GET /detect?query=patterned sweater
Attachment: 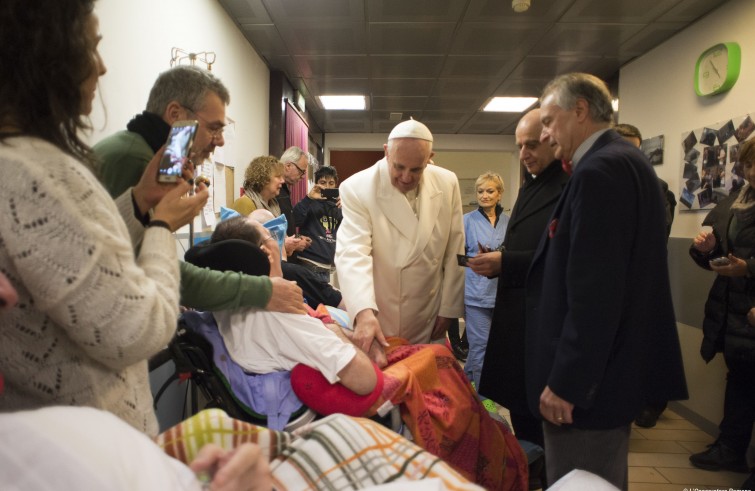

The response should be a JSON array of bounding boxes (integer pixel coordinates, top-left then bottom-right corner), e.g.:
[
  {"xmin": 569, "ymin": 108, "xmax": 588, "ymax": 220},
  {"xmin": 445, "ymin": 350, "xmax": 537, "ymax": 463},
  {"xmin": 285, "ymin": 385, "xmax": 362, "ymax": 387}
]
[{"xmin": 0, "ymin": 137, "xmax": 180, "ymax": 436}]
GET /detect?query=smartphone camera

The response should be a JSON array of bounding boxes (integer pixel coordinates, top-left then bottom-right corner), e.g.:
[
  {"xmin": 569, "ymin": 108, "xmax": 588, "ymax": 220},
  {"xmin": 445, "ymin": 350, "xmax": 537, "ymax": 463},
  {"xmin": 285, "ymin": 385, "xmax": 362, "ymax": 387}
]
[
  {"xmin": 321, "ymin": 188, "xmax": 339, "ymax": 202},
  {"xmin": 710, "ymin": 256, "xmax": 731, "ymax": 267},
  {"xmin": 157, "ymin": 120, "xmax": 198, "ymax": 183}
]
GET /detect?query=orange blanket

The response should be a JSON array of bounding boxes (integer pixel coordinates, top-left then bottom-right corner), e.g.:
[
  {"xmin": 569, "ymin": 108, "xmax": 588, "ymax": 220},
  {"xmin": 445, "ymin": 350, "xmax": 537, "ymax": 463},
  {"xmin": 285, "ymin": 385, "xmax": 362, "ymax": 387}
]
[{"xmin": 370, "ymin": 340, "xmax": 528, "ymax": 491}]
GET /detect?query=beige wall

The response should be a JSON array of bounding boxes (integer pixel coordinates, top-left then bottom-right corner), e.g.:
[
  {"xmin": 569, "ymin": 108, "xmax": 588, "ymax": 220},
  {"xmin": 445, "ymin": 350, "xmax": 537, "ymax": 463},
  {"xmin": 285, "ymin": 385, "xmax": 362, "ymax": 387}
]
[{"xmin": 89, "ymin": 0, "xmax": 270, "ymax": 189}]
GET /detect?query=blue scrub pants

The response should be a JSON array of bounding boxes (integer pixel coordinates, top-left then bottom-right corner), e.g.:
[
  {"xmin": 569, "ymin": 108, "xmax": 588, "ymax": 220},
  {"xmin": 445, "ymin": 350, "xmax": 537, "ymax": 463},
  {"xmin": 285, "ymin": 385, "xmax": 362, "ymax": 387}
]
[{"xmin": 463, "ymin": 304, "xmax": 493, "ymax": 389}]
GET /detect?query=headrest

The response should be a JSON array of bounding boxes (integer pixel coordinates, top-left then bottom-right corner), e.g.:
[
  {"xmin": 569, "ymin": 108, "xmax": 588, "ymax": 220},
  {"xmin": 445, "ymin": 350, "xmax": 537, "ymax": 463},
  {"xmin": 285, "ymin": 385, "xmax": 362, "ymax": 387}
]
[
  {"xmin": 290, "ymin": 362, "xmax": 384, "ymax": 417},
  {"xmin": 185, "ymin": 239, "xmax": 271, "ymax": 277}
]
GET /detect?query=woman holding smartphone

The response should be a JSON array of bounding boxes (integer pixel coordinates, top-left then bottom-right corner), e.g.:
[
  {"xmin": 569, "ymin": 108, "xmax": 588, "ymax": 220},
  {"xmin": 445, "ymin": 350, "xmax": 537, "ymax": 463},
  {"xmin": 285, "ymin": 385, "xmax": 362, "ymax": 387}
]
[
  {"xmin": 462, "ymin": 172, "xmax": 508, "ymax": 389},
  {"xmin": 688, "ymin": 138, "xmax": 755, "ymax": 477}
]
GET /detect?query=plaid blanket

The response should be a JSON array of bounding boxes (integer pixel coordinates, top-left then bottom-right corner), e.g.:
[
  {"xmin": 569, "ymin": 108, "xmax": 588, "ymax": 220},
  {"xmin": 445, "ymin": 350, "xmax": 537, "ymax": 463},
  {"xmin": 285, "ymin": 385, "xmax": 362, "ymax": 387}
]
[{"xmin": 157, "ymin": 409, "xmax": 483, "ymax": 490}]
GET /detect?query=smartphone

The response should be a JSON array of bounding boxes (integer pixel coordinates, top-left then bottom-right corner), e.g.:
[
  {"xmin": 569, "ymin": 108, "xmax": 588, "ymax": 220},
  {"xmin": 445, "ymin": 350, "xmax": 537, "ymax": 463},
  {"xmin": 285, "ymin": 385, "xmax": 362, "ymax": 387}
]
[
  {"xmin": 321, "ymin": 188, "xmax": 339, "ymax": 202},
  {"xmin": 456, "ymin": 254, "xmax": 470, "ymax": 267},
  {"xmin": 157, "ymin": 120, "xmax": 198, "ymax": 183},
  {"xmin": 710, "ymin": 256, "xmax": 731, "ymax": 266}
]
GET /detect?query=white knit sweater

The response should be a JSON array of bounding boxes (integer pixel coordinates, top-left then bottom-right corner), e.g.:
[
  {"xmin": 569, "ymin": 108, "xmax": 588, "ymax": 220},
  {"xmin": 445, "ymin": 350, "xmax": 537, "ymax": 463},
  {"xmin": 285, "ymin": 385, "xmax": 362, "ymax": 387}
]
[{"xmin": 0, "ymin": 137, "xmax": 180, "ymax": 436}]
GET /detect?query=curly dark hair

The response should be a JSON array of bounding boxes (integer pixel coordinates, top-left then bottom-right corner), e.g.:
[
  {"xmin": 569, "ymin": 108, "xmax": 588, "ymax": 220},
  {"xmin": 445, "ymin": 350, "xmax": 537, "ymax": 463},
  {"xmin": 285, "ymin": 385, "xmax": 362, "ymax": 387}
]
[
  {"xmin": 0, "ymin": 0, "xmax": 97, "ymax": 165},
  {"xmin": 243, "ymin": 155, "xmax": 285, "ymax": 193}
]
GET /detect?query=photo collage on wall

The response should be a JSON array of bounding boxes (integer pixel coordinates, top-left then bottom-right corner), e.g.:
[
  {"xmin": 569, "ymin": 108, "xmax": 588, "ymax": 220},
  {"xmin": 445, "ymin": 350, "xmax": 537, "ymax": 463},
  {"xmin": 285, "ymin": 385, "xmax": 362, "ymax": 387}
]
[{"xmin": 679, "ymin": 113, "xmax": 755, "ymax": 212}]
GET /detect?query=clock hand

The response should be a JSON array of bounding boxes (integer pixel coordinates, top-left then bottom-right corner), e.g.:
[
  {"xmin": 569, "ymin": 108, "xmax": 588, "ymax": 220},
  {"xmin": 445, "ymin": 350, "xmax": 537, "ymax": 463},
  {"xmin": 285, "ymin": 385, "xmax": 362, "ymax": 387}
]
[{"xmin": 708, "ymin": 59, "xmax": 721, "ymax": 78}]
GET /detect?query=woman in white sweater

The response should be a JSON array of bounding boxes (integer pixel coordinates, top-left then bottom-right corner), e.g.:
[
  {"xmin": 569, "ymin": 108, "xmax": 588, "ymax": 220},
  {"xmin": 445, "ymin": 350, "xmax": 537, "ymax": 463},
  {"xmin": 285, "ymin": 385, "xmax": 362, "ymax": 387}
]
[{"xmin": 0, "ymin": 0, "xmax": 208, "ymax": 437}]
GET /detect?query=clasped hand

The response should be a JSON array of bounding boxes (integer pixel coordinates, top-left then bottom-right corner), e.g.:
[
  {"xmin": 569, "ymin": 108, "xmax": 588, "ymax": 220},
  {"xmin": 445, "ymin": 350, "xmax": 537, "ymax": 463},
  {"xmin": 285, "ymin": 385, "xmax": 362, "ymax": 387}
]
[{"xmin": 133, "ymin": 146, "xmax": 208, "ymax": 231}]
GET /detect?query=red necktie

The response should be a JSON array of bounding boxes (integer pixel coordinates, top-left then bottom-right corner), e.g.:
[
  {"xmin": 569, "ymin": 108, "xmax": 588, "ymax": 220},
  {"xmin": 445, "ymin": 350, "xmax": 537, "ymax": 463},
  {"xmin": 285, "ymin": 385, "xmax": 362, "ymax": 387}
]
[{"xmin": 561, "ymin": 160, "xmax": 573, "ymax": 175}]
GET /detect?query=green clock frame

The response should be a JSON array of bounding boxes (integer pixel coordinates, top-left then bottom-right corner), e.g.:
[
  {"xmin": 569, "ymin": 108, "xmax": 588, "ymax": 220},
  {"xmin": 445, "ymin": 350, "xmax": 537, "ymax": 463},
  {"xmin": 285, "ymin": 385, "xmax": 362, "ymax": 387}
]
[{"xmin": 694, "ymin": 42, "xmax": 741, "ymax": 97}]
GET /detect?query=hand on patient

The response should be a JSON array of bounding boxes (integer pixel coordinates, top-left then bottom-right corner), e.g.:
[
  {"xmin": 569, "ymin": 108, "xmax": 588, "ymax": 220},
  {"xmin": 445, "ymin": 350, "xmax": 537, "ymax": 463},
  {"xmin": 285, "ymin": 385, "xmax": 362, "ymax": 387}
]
[
  {"xmin": 353, "ymin": 309, "xmax": 389, "ymax": 359},
  {"xmin": 468, "ymin": 251, "xmax": 502, "ymax": 277},
  {"xmin": 265, "ymin": 277, "xmax": 306, "ymax": 314},
  {"xmin": 189, "ymin": 442, "xmax": 271, "ymax": 491},
  {"xmin": 367, "ymin": 340, "xmax": 388, "ymax": 368},
  {"xmin": 327, "ymin": 321, "xmax": 388, "ymax": 368}
]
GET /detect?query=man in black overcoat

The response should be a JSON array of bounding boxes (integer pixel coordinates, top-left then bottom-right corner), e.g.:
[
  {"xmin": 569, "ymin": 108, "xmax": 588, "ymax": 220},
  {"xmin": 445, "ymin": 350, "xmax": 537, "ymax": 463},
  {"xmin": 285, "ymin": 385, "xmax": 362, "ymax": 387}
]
[{"xmin": 472, "ymin": 108, "xmax": 568, "ymax": 449}]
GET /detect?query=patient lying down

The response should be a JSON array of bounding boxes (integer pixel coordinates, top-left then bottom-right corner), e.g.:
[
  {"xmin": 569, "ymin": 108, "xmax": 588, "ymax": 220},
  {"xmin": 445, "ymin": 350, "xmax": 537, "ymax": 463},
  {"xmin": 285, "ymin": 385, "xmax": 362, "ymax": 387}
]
[
  {"xmin": 186, "ymin": 215, "xmax": 529, "ymax": 490},
  {"xmin": 186, "ymin": 214, "xmax": 377, "ymax": 396}
]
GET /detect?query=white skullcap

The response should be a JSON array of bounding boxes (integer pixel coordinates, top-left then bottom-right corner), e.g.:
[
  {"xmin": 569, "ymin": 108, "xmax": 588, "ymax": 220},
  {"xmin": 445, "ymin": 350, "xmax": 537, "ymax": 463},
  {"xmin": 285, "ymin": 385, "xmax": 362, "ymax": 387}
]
[{"xmin": 388, "ymin": 118, "xmax": 433, "ymax": 142}]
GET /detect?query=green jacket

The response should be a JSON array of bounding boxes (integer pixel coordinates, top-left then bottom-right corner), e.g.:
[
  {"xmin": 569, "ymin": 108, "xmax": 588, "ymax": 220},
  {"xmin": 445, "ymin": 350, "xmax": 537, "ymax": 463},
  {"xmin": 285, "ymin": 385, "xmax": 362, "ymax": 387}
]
[{"xmin": 94, "ymin": 130, "xmax": 272, "ymax": 310}]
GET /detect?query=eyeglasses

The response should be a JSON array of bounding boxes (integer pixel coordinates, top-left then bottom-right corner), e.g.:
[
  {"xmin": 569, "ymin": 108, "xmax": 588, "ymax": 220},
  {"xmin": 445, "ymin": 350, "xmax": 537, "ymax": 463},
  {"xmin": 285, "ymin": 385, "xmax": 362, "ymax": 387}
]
[
  {"xmin": 288, "ymin": 161, "xmax": 307, "ymax": 177},
  {"xmin": 185, "ymin": 106, "xmax": 225, "ymax": 140}
]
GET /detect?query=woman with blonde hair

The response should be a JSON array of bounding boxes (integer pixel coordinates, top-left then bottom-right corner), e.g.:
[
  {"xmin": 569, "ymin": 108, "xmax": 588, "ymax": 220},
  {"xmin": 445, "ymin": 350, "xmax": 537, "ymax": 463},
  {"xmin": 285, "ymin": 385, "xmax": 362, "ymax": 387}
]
[
  {"xmin": 232, "ymin": 155, "xmax": 286, "ymax": 216},
  {"xmin": 462, "ymin": 171, "xmax": 509, "ymax": 389}
]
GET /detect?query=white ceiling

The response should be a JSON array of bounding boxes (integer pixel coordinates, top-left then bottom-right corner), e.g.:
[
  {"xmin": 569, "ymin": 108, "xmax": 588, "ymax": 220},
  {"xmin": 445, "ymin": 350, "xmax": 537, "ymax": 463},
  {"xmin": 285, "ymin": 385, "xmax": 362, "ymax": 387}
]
[{"xmin": 219, "ymin": 0, "xmax": 730, "ymax": 135}]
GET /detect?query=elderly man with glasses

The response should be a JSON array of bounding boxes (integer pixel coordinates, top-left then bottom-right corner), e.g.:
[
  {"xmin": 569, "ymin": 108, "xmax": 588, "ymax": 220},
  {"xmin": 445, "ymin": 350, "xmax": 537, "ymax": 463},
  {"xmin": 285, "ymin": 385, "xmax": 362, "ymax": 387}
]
[
  {"xmin": 277, "ymin": 146, "xmax": 314, "ymax": 259},
  {"xmin": 93, "ymin": 65, "xmax": 306, "ymax": 317}
]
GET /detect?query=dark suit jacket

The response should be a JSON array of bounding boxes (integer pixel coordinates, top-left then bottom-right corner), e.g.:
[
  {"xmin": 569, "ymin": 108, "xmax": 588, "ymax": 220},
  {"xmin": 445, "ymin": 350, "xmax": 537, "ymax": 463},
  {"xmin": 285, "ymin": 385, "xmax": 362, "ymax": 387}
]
[
  {"xmin": 478, "ymin": 161, "xmax": 569, "ymax": 414},
  {"xmin": 278, "ymin": 183, "xmax": 296, "ymax": 236},
  {"xmin": 524, "ymin": 130, "xmax": 687, "ymax": 429}
]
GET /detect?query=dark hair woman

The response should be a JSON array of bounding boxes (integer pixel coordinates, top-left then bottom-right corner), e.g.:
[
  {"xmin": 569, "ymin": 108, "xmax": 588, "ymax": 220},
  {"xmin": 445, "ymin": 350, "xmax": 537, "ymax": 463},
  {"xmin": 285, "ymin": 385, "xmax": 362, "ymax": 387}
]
[
  {"xmin": 0, "ymin": 0, "xmax": 208, "ymax": 436},
  {"xmin": 688, "ymin": 138, "xmax": 755, "ymax": 482}
]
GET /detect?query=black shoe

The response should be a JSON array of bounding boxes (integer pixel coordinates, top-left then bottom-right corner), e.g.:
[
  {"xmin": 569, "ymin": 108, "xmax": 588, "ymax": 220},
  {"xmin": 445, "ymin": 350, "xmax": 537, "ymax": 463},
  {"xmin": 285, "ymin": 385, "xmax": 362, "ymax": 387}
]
[
  {"xmin": 528, "ymin": 454, "xmax": 545, "ymax": 490},
  {"xmin": 452, "ymin": 344, "xmax": 468, "ymax": 362},
  {"xmin": 634, "ymin": 407, "xmax": 661, "ymax": 428},
  {"xmin": 689, "ymin": 441, "xmax": 748, "ymax": 472}
]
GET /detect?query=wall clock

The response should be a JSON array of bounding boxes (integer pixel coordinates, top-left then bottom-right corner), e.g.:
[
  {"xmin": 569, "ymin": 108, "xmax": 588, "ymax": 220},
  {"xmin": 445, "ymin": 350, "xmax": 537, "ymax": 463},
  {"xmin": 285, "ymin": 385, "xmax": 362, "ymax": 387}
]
[{"xmin": 694, "ymin": 42, "xmax": 741, "ymax": 97}]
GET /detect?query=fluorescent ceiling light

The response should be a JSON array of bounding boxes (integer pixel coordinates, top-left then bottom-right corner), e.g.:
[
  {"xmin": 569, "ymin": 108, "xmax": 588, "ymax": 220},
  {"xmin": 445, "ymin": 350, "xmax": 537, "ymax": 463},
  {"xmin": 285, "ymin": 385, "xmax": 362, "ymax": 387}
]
[
  {"xmin": 483, "ymin": 97, "xmax": 538, "ymax": 112},
  {"xmin": 319, "ymin": 95, "xmax": 366, "ymax": 110},
  {"xmin": 612, "ymin": 98, "xmax": 620, "ymax": 112}
]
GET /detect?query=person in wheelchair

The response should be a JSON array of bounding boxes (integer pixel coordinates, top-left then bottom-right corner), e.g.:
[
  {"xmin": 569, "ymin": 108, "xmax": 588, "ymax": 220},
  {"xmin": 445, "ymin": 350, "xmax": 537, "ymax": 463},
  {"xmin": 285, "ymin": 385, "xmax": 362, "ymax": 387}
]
[
  {"xmin": 186, "ymin": 215, "xmax": 379, "ymax": 399},
  {"xmin": 186, "ymin": 214, "xmax": 530, "ymax": 490}
]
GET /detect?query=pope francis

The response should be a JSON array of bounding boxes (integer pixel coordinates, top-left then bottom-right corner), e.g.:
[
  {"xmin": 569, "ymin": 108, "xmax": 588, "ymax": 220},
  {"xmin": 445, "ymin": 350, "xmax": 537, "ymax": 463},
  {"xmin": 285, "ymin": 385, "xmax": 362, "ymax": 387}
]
[{"xmin": 335, "ymin": 120, "xmax": 465, "ymax": 365}]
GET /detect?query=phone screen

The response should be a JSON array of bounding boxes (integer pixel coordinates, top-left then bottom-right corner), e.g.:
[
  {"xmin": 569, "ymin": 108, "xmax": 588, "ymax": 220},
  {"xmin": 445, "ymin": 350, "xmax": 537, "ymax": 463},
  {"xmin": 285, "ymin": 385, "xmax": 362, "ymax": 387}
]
[
  {"xmin": 321, "ymin": 188, "xmax": 339, "ymax": 201},
  {"xmin": 158, "ymin": 120, "xmax": 198, "ymax": 183},
  {"xmin": 456, "ymin": 254, "xmax": 470, "ymax": 267}
]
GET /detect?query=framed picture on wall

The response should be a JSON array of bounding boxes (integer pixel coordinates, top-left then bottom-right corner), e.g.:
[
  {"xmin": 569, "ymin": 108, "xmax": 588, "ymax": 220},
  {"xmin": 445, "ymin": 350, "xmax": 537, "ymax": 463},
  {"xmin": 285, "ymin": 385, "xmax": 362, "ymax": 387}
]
[{"xmin": 640, "ymin": 135, "xmax": 664, "ymax": 166}]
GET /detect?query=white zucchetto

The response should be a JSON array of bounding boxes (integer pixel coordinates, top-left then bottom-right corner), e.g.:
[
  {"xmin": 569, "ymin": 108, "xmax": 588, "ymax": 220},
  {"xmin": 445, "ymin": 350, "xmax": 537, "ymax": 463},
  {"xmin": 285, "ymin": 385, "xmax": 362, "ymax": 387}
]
[{"xmin": 388, "ymin": 119, "xmax": 433, "ymax": 142}]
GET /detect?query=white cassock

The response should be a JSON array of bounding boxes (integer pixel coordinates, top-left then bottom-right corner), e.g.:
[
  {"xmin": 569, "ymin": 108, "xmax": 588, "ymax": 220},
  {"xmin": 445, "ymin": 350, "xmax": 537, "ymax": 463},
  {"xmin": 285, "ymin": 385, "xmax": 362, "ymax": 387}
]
[{"xmin": 335, "ymin": 157, "xmax": 465, "ymax": 344}]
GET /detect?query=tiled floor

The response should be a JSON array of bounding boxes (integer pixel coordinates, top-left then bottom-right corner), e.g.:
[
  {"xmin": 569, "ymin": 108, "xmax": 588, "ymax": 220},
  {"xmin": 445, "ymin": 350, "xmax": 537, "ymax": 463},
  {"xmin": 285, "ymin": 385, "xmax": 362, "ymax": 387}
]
[
  {"xmin": 492, "ymin": 402, "xmax": 750, "ymax": 490},
  {"xmin": 454, "ymin": 330, "xmax": 750, "ymax": 489},
  {"xmin": 627, "ymin": 409, "xmax": 750, "ymax": 490}
]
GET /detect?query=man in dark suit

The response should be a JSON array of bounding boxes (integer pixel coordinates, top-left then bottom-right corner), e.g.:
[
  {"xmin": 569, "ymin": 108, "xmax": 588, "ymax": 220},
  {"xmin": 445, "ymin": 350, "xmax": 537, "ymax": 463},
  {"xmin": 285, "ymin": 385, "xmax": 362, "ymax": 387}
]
[
  {"xmin": 472, "ymin": 108, "xmax": 569, "ymax": 450},
  {"xmin": 527, "ymin": 73, "xmax": 687, "ymax": 489}
]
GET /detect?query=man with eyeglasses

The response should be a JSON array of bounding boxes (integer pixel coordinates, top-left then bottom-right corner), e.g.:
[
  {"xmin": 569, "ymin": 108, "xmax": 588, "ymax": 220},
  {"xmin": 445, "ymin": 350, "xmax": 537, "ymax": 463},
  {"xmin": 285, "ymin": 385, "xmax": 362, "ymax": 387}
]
[
  {"xmin": 278, "ymin": 146, "xmax": 313, "ymax": 258},
  {"xmin": 96, "ymin": 65, "xmax": 227, "ymax": 198},
  {"xmin": 93, "ymin": 65, "xmax": 305, "ymax": 316}
]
